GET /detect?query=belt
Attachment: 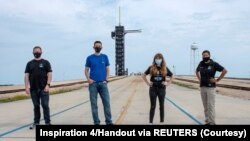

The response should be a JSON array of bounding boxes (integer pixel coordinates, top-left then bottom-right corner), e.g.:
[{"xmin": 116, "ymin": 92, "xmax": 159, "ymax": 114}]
[{"xmin": 94, "ymin": 81, "xmax": 107, "ymax": 83}]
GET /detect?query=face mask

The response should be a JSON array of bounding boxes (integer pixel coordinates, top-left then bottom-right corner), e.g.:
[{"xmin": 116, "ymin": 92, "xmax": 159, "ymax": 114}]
[
  {"xmin": 94, "ymin": 47, "xmax": 102, "ymax": 53},
  {"xmin": 155, "ymin": 59, "xmax": 162, "ymax": 66},
  {"xmin": 203, "ymin": 57, "xmax": 210, "ymax": 62},
  {"xmin": 33, "ymin": 52, "xmax": 42, "ymax": 58}
]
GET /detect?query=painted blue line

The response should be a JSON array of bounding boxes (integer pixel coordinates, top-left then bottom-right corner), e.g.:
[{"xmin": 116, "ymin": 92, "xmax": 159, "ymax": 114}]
[
  {"xmin": 50, "ymin": 100, "xmax": 89, "ymax": 117},
  {"xmin": 0, "ymin": 100, "xmax": 89, "ymax": 137},
  {"xmin": 165, "ymin": 97, "xmax": 203, "ymax": 125},
  {"xmin": 0, "ymin": 124, "xmax": 31, "ymax": 138}
]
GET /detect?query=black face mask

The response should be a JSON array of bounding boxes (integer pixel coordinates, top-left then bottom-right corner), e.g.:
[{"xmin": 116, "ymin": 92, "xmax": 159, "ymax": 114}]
[
  {"xmin": 203, "ymin": 57, "xmax": 210, "ymax": 62},
  {"xmin": 94, "ymin": 47, "xmax": 102, "ymax": 53},
  {"xmin": 34, "ymin": 52, "xmax": 42, "ymax": 58}
]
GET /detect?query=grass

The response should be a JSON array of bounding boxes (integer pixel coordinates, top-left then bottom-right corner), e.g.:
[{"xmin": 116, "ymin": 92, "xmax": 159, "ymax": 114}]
[
  {"xmin": 0, "ymin": 86, "xmax": 84, "ymax": 103},
  {"xmin": 50, "ymin": 86, "xmax": 83, "ymax": 95},
  {"xmin": 0, "ymin": 77, "xmax": 125, "ymax": 103},
  {"xmin": 0, "ymin": 95, "xmax": 29, "ymax": 103},
  {"xmin": 173, "ymin": 81, "xmax": 198, "ymax": 89}
]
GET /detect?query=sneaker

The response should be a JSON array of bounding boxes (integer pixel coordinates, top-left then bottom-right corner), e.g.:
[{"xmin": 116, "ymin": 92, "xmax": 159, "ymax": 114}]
[
  {"xmin": 159, "ymin": 122, "xmax": 164, "ymax": 125},
  {"xmin": 107, "ymin": 123, "xmax": 114, "ymax": 125},
  {"xmin": 204, "ymin": 122, "xmax": 216, "ymax": 125},
  {"xmin": 45, "ymin": 123, "xmax": 52, "ymax": 125},
  {"xmin": 29, "ymin": 123, "xmax": 39, "ymax": 130},
  {"xmin": 149, "ymin": 123, "xmax": 153, "ymax": 125}
]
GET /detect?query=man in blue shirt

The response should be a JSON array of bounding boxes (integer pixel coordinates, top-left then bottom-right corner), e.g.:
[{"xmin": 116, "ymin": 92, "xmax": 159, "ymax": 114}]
[{"xmin": 85, "ymin": 41, "xmax": 113, "ymax": 125}]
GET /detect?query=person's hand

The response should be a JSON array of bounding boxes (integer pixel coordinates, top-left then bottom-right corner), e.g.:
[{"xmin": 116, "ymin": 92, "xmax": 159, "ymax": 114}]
[
  {"xmin": 162, "ymin": 81, "xmax": 167, "ymax": 86},
  {"xmin": 25, "ymin": 87, "xmax": 30, "ymax": 95},
  {"xmin": 148, "ymin": 82, "xmax": 153, "ymax": 87},
  {"xmin": 88, "ymin": 78, "xmax": 94, "ymax": 84},
  {"xmin": 44, "ymin": 85, "xmax": 50, "ymax": 92},
  {"xmin": 210, "ymin": 78, "xmax": 217, "ymax": 83},
  {"xmin": 216, "ymin": 78, "xmax": 221, "ymax": 83},
  {"xmin": 162, "ymin": 81, "xmax": 169, "ymax": 86}
]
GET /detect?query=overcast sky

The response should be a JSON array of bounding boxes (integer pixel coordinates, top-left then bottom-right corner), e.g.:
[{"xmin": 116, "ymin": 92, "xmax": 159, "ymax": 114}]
[{"xmin": 0, "ymin": 0, "xmax": 250, "ymax": 85}]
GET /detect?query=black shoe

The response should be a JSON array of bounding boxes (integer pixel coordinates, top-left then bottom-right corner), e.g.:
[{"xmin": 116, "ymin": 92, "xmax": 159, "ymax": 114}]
[
  {"xmin": 107, "ymin": 123, "xmax": 114, "ymax": 125},
  {"xmin": 45, "ymin": 123, "xmax": 52, "ymax": 125},
  {"xmin": 29, "ymin": 123, "xmax": 39, "ymax": 130},
  {"xmin": 204, "ymin": 122, "xmax": 216, "ymax": 125}
]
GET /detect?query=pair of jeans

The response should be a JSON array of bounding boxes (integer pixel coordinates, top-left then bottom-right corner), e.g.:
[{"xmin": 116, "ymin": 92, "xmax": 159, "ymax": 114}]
[
  {"xmin": 30, "ymin": 89, "xmax": 50, "ymax": 124},
  {"xmin": 89, "ymin": 82, "xmax": 112, "ymax": 125},
  {"xmin": 149, "ymin": 86, "xmax": 166, "ymax": 123}
]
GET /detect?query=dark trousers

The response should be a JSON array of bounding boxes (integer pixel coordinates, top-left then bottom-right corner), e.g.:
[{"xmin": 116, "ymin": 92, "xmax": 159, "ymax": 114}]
[
  {"xmin": 149, "ymin": 86, "xmax": 166, "ymax": 123},
  {"xmin": 30, "ymin": 89, "xmax": 50, "ymax": 124}
]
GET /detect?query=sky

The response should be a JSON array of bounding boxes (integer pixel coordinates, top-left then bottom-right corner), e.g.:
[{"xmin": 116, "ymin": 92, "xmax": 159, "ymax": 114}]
[{"xmin": 0, "ymin": 0, "xmax": 250, "ymax": 85}]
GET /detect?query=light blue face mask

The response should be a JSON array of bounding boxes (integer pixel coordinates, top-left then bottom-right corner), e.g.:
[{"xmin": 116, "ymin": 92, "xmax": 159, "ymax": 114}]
[{"xmin": 155, "ymin": 59, "xmax": 162, "ymax": 66}]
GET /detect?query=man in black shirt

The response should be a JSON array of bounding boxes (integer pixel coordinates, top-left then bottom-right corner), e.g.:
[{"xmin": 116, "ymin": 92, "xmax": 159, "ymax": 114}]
[
  {"xmin": 24, "ymin": 46, "xmax": 52, "ymax": 129},
  {"xmin": 196, "ymin": 50, "xmax": 227, "ymax": 125},
  {"xmin": 142, "ymin": 53, "xmax": 173, "ymax": 124}
]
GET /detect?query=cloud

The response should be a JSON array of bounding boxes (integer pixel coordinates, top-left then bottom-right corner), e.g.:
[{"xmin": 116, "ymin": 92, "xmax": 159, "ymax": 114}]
[
  {"xmin": 0, "ymin": 0, "xmax": 250, "ymax": 84},
  {"xmin": 0, "ymin": 0, "xmax": 87, "ymax": 31}
]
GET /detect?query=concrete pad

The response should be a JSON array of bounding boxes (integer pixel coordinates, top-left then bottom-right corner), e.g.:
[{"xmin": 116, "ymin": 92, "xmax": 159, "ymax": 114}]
[{"xmin": 1, "ymin": 76, "xmax": 250, "ymax": 140}]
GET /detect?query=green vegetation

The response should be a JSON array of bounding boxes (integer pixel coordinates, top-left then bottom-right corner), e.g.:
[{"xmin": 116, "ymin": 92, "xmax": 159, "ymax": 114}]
[
  {"xmin": 0, "ymin": 86, "xmax": 83, "ymax": 103},
  {"xmin": 173, "ymin": 81, "xmax": 198, "ymax": 89},
  {"xmin": 0, "ymin": 95, "xmax": 29, "ymax": 103},
  {"xmin": 50, "ymin": 86, "xmax": 83, "ymax": 95},
  {"xmin": 0, "ymin": 77, "xmax": 124, "ymax": 103}
]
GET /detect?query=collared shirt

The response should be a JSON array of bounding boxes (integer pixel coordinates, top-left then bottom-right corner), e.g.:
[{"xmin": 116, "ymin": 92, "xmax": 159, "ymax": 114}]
[{"xmin": 196, "ymin": 59, "xmax": 224, "ymax": 87}]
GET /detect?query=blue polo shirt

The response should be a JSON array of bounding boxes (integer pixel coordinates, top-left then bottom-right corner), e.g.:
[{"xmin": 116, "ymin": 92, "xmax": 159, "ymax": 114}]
[{"xmin": 85, "ymin": 54, "xmax": 110, "ymax": 82}]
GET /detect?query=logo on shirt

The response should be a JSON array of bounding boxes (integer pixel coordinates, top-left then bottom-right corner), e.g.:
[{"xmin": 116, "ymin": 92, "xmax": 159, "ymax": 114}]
[
  {"xmin": 101, "ymin": 57, "xmax": 105, "ymax": 64},
  {"xmin": 39, "ymin": 63, "xmax": 44, "ymax": 68},
  {"xmin": 208, "ymin": 66, "xmax": 212, "ymax": 70},
  {"xmin": 154, "ymin": 76, "xmax": 162, "ymax": 81}
]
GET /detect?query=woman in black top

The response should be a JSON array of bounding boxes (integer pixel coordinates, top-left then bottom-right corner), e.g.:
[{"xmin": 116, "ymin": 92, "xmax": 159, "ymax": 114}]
[{"xmin": 142, "ymin": 53, "xmax": 173, "ymax": 124}]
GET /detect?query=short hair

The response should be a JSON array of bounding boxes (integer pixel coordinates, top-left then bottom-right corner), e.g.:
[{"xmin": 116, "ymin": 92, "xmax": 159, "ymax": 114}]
[
  {"xmin": 94, "ymin": 41, "xmax": 102, "ymax": 46},
  {"xmin": 202, "ymin": 50, "xmax": 210, "ymax": 55},
  {"xmin": 33, "ymin": 46, "xmax": 42, "ymax": 51}
]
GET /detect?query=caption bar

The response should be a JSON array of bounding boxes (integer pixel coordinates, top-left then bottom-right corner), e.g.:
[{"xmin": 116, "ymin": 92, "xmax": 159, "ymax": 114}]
[{"xmin": 36, "ymin": 125, "xmax": 249, "ymax": 140}]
